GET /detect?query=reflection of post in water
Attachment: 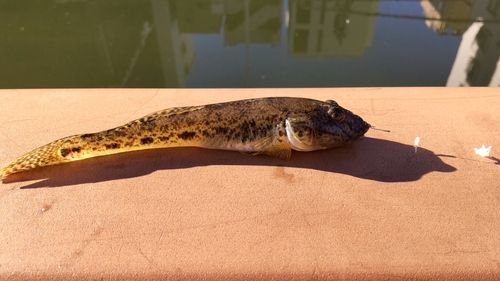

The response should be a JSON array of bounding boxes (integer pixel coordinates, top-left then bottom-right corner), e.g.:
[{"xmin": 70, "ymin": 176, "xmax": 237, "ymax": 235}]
[
  {"xmin": 332, "ymin": 0, "xmax": 353, "ymax": 45},
  {"xmin": 439, "ymin": 0, "xmax": 500, "ymax": 86},
  {"xmin": 218, "ymin": 0, "xmax": 283, "ymax": 86},
  {"xmin": 120, "ymin": 21, "xmax": 154, "ymax": 87},
  {"xmin": 152, "ymin": 0, "xmax": 196, "ymax": 88},
  {"xmin": 245, "ymin": 0, "xmax": 252, "ymax": 87},
  {"xmin": 171, "ymin": 0, "xmax": 282, "ymax": 86},
  {"xmin": 288, "ymin": 0, "xmax": 379, "ymax": 57},
  {"xmin": 223, "ymin": 0, "xmax": 283, "ymax": 46},
  {"xmin": 297, "ymin": 0, "xmax": 352, "ymax": 44}
]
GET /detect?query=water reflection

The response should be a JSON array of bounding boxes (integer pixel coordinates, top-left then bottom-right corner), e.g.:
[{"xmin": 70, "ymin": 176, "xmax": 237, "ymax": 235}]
[
  {"xmin": 426, "ymin": 0, "xmax": 500, "ymax": 86},
  {"xmin": 0, "ymin": 0, "xmax": 499, "ymax": 88},
  {"xmin": 289, "ymin": 0, "xmax": 378, "ymax": 57}
]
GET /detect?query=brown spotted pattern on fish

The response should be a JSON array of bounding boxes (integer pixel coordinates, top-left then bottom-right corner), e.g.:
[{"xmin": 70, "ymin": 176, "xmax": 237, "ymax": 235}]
[{"xmin": 0, "ymin": 97, "xmax": 370, "ymax": 179}]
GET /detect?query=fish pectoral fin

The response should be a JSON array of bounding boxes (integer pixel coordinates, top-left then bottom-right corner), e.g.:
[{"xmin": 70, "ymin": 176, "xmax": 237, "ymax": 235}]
[
  {"xmin": 245, "ymin": 134, "xmax": 292, "ymax": 160},
  {"xmin": 258, "ymin": 141, "xmax": 292, "ymax": 160}
]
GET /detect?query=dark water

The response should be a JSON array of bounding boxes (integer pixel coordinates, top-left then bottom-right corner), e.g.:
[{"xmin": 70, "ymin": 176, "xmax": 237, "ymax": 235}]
[{"xmin": 1, "ymin": 0, "xmax": 499, "ymax": 88}]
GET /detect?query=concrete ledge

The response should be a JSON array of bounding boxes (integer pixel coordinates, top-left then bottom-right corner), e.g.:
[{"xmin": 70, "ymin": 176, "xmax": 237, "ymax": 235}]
[{"xmin": 1, "ymin": 88, "xmax": 499, "ymax": 280}]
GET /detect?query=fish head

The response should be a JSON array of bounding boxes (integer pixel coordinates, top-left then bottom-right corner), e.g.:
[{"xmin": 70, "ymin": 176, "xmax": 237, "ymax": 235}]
[{"xmin": 285, "ymin": 100, "xmax": 370, "ymax": 151}]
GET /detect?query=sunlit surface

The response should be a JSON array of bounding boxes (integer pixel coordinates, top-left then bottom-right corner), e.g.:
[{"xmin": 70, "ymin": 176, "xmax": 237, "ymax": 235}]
[{"xmin": 1, "ymin": 0, "xmax": 499, "ymax": 88}]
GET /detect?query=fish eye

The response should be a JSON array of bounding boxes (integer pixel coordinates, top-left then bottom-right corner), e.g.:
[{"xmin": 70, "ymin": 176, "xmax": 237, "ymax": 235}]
[{"xmin": 328, "ymin": 107, "xmax": 345, "ymax": 121}]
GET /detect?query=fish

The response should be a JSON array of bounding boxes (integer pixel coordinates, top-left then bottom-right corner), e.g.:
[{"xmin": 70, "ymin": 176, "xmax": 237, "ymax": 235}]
[{"xmin": 0, "ymin": 97, "xmax": 370, "ymax": 179}]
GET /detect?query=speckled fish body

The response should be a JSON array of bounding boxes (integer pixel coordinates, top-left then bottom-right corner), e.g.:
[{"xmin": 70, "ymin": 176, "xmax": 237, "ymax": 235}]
[{"xmin": 0, "ymin": 97, "xmax": 370, "ymax": 179}]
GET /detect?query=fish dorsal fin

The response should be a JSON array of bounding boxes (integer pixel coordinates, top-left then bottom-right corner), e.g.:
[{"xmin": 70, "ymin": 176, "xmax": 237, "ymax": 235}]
[{"xmin": 140, "ymin": 106, "xmax": 202, "ymax": 121}]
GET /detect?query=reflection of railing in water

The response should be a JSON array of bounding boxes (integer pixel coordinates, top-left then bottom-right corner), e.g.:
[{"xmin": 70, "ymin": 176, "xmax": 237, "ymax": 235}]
[
  {"xmin": 346, "ymin": 11, "xmax": 499, "ymax": 24},
  {"xmin": 295, "ymin": 1, "xmax": 500, "ymax": 24}
]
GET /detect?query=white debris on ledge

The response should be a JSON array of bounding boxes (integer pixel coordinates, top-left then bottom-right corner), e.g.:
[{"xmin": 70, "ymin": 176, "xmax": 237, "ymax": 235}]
[
  {"xmin": 414, "ymin": 137, "xmax": 420, "ymax": 153},
  {"xmin": 474, "ymin": 144, "xmax": 492, "ymax": 157}
]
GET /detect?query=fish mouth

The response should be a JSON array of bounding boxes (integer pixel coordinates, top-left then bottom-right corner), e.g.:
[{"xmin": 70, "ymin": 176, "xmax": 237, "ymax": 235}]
[
  {"xmin": 349, "ymin": 120, "xmax": 370, "ymax": 142},
  {"xmin": 365, "ymin": 121, "xmax": 372, "ymax": 132}
]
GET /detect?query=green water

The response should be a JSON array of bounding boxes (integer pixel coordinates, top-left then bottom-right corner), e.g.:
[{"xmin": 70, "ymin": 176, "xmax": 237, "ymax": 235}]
[{"xmin": 1, "ymin": 0, "xmax": 499, "ymax": 88}]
